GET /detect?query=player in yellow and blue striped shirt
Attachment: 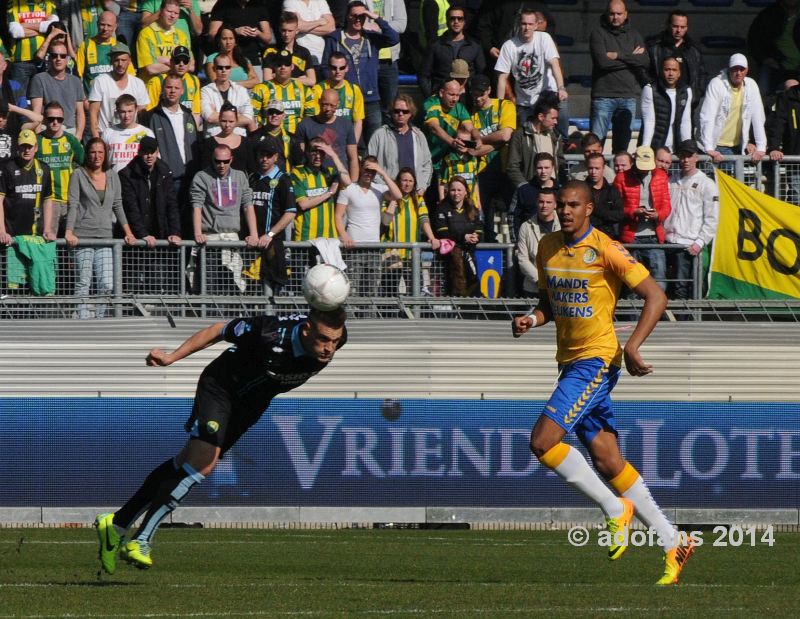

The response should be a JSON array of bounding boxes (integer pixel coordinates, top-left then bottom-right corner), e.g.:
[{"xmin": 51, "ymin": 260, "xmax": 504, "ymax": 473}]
[
  {"xmin": 512, "ymin": 181, "xmax": 696, "ymax": 586},
  {"xmin": 7, "ymin": 0, "xmax": 57, "ymax": 73}
]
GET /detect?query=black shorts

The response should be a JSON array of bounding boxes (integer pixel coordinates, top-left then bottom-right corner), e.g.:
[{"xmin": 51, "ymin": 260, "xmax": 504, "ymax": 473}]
[{"xmin": 184, "ymin": 377, "xmax": 268, "ymax": 455}]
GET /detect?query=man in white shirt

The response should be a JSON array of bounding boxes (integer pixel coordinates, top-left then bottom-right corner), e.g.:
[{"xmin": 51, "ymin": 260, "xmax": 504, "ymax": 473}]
[
  {"xmin": 283, "ymin": 0, "xmax": 336, "ymax": 65},
  {"xmin": 666, "ymin": 139, "xmax": 718, "ymax": 301},
  {"xmin": 334, "ymin": 155, "xmax": 401, "ymax": 299},
  {"xmin": 200, "ymin": 53, "xmax": 256, "ymax": 137},
  {"xmin": 102, "ymin": 94, "xmax": 155, "ymax": 172},
  {"xmin": 495, "ymin": 8, "xmax": 567, "ymax": 128},
  {"xmin": 88, "ymin": 43, "xmax": 150, "ymax": 137},
  {"xmin": 640, "ymin": 56, "xmax": 692, "ymax": 152}
]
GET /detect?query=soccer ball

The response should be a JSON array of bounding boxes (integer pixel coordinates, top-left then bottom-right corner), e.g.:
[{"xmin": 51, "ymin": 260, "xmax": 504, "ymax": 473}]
[{"xmin": 302, "ymin": 264, "xmax": 351, "ymax": 311}]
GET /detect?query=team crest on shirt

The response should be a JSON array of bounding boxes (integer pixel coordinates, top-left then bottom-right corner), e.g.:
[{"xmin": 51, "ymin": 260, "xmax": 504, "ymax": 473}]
[
  {"xmin": 269, "ymin": 179, "xmax": 279, "ymax": 189},
  {"xmin": 583, "ymin": 248, "xmax": 597, "ymax": 264}
]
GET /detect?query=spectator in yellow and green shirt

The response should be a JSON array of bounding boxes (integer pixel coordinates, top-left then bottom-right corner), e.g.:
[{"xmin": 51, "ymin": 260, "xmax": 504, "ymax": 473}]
[
  {"xmin": 135, "ymin": 0, "xmax": 192, "ymax": 80},
  {"xmin": 311, "ymin": 51, "xmax": 365, "ymax": 143},
  {"xmin": 6, "ymin": 0, "xmax": 59, "ymax": 92},
  {"xmin": 76, "ymin": 10, "xmax": 136, "ymax": 94}
]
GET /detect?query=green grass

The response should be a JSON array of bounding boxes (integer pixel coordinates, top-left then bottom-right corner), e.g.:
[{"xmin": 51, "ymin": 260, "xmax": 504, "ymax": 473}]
[{"xmin": 1, "ymin": 527, "xmax": 798, "ymax": 618}]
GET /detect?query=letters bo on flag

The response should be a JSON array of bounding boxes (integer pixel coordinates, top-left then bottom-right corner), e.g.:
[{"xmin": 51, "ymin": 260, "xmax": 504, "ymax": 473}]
[{"xmin": 709, "ymin": 171, "xmax": 800, "ymax": 299}]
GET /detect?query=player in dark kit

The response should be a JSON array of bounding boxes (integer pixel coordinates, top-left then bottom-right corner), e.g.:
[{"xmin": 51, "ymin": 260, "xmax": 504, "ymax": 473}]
[{"xmin": 95, "ymin": 308, "xmax": 347, "ymax": 573}]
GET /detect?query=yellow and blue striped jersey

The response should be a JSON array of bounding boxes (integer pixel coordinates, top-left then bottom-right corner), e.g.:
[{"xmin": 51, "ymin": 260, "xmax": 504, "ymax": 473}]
[
  {"xmin": 8, "ymin": 0, "xmax": 57, "ymax": 62},
  {"xmin": 146, "ymin": 72, "xmax": 201, "ymax": 114},
  {"xmin": 439, "ymin": 152, "xmax": 483, "ymax": 202},
  {"xmin": 310, "ymin": 80, "xmax": 365, "ymax": 122},
  {"xmin": 135, "ymin": 22, "xmax": 190, "ymax": 75},
  {"xmin": 536, "ymin": 227, "xmax": 650, "ymax": 366},
  {"xmin": 471, "ymin": 98, "xmax": 516, "ymax": 166},
  {"xmin": 251, "ymin": 79, "xmax": 315, "ymax": 134},
  {"xmin": 291, "ymin": 165, "xmax": 338, "ymax": 241},
  {"xmin": 36, "ymin": 133, "xmax": 84, "ymax": 203},
  {"xmin": 381, "ymin": 194, "xmax": 429, "ymax": 257}
]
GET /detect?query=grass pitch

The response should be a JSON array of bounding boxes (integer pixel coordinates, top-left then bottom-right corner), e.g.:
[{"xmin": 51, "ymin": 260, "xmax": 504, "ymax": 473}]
[{"xmin": 1, "ymin": 527, "xmax": 798, "ymax": 618}]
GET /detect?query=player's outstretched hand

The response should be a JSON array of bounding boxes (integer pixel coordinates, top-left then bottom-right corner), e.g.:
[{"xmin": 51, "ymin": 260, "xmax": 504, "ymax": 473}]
[
  {"xmin": 623, "ymin": 345, "xmax": 653, "ymax": 376},
  {"xmin": 512, "ymin": 315, "xmax": 534, "ymax": 338},
  {"xmin": 146, "ymin": 348, "xmax": 174, "ymax": 367}
]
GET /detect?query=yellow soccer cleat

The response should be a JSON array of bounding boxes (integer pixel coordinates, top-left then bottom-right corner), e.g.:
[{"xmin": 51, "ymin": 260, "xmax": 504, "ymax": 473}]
[
  {"xmin": 656, "ymin": 537, "xmax": 697, "ymax": 585},
  {"xmin": 606, "ymin": 497, "xmax": 635, "ymax": 560},
  {"xmin": 94, "ymin": 513, "xmax": 122, "ymax": 575},
  {"xmin": 120, "ymin": 540, "xmax": 153, "ymax": 570}
]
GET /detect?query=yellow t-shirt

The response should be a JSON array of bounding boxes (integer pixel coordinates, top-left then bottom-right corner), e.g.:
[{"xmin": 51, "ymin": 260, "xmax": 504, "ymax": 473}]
[
  {"xmin": 135, "ymin": 22, "xmax": 191, "ymax": 75},
  {"xmin": 717, "ymin": 85, "xmax": 744, "ymax": 148},
  {"xmin": 536, "ymin": 227, "xmax": 649, "ymax": 366},
  {"xmin": 310, "ymin": 80, "xmax": 365, "ymax": 122}
]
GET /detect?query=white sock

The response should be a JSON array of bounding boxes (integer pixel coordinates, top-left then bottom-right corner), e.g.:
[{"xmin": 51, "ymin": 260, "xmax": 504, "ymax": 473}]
[
  {"xmin": 623, "ymin": 477, "xmax": 677, "ymax": 550},
  {"xmin": 549, "ymin": 445, "xmax": 623, "ymax": 518}
]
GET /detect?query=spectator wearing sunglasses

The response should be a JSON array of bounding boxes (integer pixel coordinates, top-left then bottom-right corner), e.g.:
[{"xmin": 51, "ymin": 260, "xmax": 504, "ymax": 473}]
[
  {"xmin": 35, "ymin": 101, "xmax": 85, "ymax": 238},
  {"xmin": 311, "ymin": 51, "xmax": 364, "ymax": 143},
  {"xmin": 262, "ymin": 11, "xmax": 316, "ymax": 87},
  {"xmin": 28, "ymin": 40, "xmax": 86, "ymax": 138},
  {"xmin": 146, "ymin": 46, "xmax": 201, "ymax": 125},
  {"xmin": 201, "ymin": 52, "xmax": 256, "ymax": 137},
  {"xmin": 368, "ymin": 94, "xmax": 432, "ymax": 195},
  {"xmin": 34, "ymin": 21, "xmax": 77, "ymax": 74}
]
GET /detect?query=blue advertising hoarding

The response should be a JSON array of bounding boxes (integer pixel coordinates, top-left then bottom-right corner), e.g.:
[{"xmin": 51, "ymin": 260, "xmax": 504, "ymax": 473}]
[{"xmin": 1, "ymin": 398, "xmax": 798, "ymax": 508}]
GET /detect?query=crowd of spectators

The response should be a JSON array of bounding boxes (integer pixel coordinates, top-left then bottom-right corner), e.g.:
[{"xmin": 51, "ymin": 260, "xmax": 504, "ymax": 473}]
[{"xmin": 0, "ymin": 0, "xmax": 791, "ymax": 309}]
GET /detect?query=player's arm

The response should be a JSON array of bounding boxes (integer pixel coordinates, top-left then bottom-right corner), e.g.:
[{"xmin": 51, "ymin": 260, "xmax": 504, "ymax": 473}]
[
  {"xmin": 623, "ymin": 275, "xmax": 667, "ymax": 376},
  {"xmin": 146, "ymin": 321, "xmax": 227, "ymax": 367},
  {"xmin": 512, "ymin": 295, "xmax": 553, "ymax": 338}
]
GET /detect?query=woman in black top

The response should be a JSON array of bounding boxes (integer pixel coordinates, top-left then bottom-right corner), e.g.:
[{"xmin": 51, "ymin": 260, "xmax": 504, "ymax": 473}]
[{"xmin": 200, "ymin": 103, "xmax": 253, "ymax": 172}]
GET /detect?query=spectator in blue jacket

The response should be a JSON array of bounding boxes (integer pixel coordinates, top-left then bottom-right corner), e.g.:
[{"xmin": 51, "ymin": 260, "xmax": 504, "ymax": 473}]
[{"xmin": 321, "ymin": 0, "xmax": 399, "ymax": 146}]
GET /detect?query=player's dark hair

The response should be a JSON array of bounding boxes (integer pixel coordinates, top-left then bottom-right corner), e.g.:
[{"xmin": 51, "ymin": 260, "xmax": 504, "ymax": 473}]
[
  {"xmin": 219, "ymin": 101, "xmax": 238, "ymax": 117},
  {"xmin": 310, "ymin": 306, "xmax": 347, "ymax": 329},
  {"xmin": 560, "ymin": 179, "xmax": 593, "ymax": 203},
  {"xmin": 533, "ymin": 97, "xmax": 557, "ymax": 121},
  {"xmin": 667, "ymin": 10, "xmax": 688, "ymax": 24},
  {"xmin": 446, "ymin": 4, "xmax": 465, "ymax": 18},
  {"xmin": 280, "ymin": 11, "xmax": 299, "ymax": 25}
]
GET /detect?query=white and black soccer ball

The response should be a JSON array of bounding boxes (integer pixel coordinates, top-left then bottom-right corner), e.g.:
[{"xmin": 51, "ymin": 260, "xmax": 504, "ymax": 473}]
[{"xmin": 302, "ymin": 264, "xmax": 351, "ymax": 311}]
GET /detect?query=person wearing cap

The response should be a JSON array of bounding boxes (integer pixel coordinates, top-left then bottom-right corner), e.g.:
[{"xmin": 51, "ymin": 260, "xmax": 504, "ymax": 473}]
[
  {"xmin": 88, "ymin": 42, "xmax": 150, "ymax": 137},
  {"xmin": 589, "ymin": 1, "xmax": 650, "ymax": 155},
  {"xmin": 666, "ymin": 139, "xmax": 719, "ymax": 301},
  {"xmin": 139, "ymin": 72, "xmax": 199, "ymax": 227},
  {"xmin": 6, "ymin": 0, "xmax": 59, "ymax": 93},
  {"xmin": 0, "ymin": 128, "xmax": 54, "ymax": 247},
  {"xmin": 311, "ymin": 51, "xmax": 365, "ymax": 142},
  {"xmin": 119, "ymin": 135, "xmax": 181, "ymax": 253},
  {"xmin": 205, "ymin": 25, "xmax": 259, "ymax": 90},
  {"xmin": 495, "ymin": 7, "xmax": 566, "ymax": 129},
  {"xmin": 614, "ymin": 144, "xmax": 671, "ymax": 289},
  {"xmin": 200, "ymin": 53, "xmax": 256, "ymax": 137},
  {"xmin": 297, "ymin": 88, "xmax": 359, "ymax": 181},
  {"xmin": 28, "ymin": 39, "xmax": 86, "ymax": 138},
  {"xmin": 145, "ymin": 46, "xmax": 201, "ymax": 123},
  {"xmin": 367, "ymin": 93, "xmax": 432, "ymax": 195},
  {"xmin": 321, "ymin": 0, "xmax": 399, "ymax": 146},
  {"xmin": 247, "ymin": 98, "xmax": 304, "ymax": 174},
  {"xmin": 251, "ymin": 48, "xmax": 315, "ymax": 135},
  {"xmin": 136, "ymin": 0, "xmax": 192, "ymax": 80},
  {"xmin": 418, "ymin": 4, "xmax": 484, "ymax": 100},
  {"xmin": 469, "ymin": 74, "xmax": 516, "ymax": 243},
  {"xmin": 263, "ymin": 11, "xmax": 316, "ymax": 87},
  {"xmin": 76, "ymin": 11, "xmax": 137, "ymax": 95},
  {"xmin": 35, "ymin": 101, "xmax": 85, "ymax": 238},
  {"xmin": 699, "ymin": 53, "xmax": 767, "ymax": 164},
  {"xmin": 140, "ymin": 0, "xmax": 202, "ymax": 49},
  {"xmin": 640, "ymin": 56, "xmax": 692, "ymax": 153},
  {"xmin": 102, "ymin": 93, "xmax": 156, "ymax": 172}
]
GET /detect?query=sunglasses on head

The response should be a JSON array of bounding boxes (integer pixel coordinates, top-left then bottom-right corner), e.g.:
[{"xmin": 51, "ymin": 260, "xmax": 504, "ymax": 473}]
[{"xmin": 214, "ymin": 158, "xmax": 232, "ymax": 164}]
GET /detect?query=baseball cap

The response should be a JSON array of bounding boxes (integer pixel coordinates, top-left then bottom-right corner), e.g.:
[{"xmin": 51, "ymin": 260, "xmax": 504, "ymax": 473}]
[
  {"xmin": 471, "ymin": 74, "xmax": 491, "ymax": 92},
  {"xmin": 171, "ymin": 45, "xmax": 191, "ymax": 62},
  {"xmin": 266, "ymin": 99, "xmax": 285, "ymax": 112},
  {"xmin": 18, "ymin": 129, "xmax": 36, "ymax": 147},
  {"xmin": 139, "ymin": 136, "xmax": 159, "ymax": 154},
  {"xmin": 675, "ymin": 139, "xmax": 700, "ymax": 156},
  {"xmin": 729, "ymin": 53, "xmax": 748, "ymax": 69},
  {"xmin": 450, "ymin": 59, "xmax": 470, "ymax": 79},
  {"xmin": 275, "ymin": 49, "xmax": 293, "ymax": 66},
  {"xmin": 635, "ymin": 145, "xmax": 656, "ymax": 171},
  {"xmin": 256, "ymin": 141, "xmax": 279, "ymax": 157},
  {"xmin": 110, "ymin": 42, "xmax": 131, "ymax": 57}
]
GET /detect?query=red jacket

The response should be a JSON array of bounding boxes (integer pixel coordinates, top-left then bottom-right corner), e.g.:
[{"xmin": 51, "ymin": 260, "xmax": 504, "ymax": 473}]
[{"xmin": 613, "ymin": 168, "xmax": 672, "ymax": 243}]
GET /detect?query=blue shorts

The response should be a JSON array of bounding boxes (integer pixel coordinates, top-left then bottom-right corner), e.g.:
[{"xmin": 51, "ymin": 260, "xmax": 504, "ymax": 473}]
[{"xmin": 541, "ymin": 358, "xmax": 621, "ymax": 447}]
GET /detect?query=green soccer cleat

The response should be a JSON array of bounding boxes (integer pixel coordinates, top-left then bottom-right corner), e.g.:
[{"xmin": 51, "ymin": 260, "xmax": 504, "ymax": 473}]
[
  {"xmin": 121, "ymin": 539, "xmax": 153, "ymax": 570},
  {"xmin": 605, "ymin": 497, "xmax": 635, "ymax": 560},
  {"xmin": 94, "ymin": 513, "xmax": 122, "ymax": 575}
]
